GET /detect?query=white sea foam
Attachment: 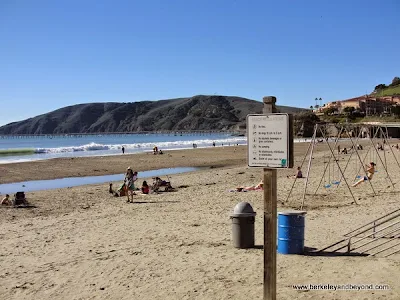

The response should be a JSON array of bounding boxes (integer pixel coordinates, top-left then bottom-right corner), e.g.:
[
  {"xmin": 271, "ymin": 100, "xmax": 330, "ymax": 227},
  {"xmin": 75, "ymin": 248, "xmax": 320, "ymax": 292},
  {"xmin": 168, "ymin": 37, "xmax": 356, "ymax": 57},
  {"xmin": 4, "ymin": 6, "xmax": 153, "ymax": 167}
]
[{"xmin": 33, "ymin": 138, "xmax": 247, "ymax": 154}]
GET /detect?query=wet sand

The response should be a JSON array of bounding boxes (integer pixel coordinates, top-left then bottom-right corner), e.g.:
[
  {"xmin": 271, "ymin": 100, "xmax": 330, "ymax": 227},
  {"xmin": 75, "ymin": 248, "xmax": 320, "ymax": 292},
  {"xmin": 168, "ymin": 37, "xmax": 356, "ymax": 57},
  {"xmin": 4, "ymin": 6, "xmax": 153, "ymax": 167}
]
[
  {"xmin": 0, "ymin": 144, "xmax": 317, "ymax": 184},
  {"xmin": 1, "ymin": 143, "xmax": 399, "ymax": 299}
]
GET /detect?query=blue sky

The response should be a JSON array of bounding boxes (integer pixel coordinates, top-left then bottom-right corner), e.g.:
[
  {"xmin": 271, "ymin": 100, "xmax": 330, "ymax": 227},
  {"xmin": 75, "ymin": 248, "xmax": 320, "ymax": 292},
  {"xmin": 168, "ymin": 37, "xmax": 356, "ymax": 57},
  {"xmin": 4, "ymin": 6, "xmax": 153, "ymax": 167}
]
[{"xmin": 1, "ymin": 0, "xmax": 399, "ymax": 126}]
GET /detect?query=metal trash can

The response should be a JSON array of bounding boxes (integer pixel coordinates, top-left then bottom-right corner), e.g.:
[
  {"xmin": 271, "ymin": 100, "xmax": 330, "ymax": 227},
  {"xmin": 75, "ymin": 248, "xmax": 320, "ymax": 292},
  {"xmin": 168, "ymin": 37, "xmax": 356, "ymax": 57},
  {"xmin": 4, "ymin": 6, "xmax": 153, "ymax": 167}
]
[
  {"xmin": 277, "ymin": 210, "xmax": 306, "ymax": 254},
  {"xmin": 230, "ymin": 202, "xmax": 256, "ymax": 248}
]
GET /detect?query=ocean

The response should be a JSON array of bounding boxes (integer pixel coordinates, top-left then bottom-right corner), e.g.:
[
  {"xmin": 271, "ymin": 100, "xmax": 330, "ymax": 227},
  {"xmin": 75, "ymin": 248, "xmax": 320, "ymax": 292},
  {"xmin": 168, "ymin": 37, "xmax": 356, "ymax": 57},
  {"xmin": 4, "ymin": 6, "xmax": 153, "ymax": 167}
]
[{"xmin": 0, "ymin": 133, "xmax": 247, "ymax": 164}]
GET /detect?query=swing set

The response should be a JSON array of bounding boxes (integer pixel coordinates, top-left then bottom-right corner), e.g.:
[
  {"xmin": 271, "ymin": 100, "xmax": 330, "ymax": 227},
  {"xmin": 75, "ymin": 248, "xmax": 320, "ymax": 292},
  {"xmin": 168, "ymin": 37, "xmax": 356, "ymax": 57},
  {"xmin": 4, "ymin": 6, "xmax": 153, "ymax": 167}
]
[{"xmin": 285, "ymin": 123, "xmax": 400, "ymax": 210}]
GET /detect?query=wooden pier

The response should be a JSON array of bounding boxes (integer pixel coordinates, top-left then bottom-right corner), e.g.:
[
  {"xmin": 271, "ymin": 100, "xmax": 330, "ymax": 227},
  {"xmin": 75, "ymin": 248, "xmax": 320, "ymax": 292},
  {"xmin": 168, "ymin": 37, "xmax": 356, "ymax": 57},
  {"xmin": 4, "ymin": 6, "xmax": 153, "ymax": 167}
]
[{"xmin": 0, "ymin": 130, "xmax": 245, "ymax": 139}]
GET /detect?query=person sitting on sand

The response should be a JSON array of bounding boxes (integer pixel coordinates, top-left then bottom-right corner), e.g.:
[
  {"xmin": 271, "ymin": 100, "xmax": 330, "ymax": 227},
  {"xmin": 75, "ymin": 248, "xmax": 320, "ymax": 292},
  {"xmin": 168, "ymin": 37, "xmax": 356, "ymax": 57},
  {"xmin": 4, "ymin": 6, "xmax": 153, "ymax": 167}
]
[
  {"xmin": 1, "ymin": 194, "xmax": 11, "ymax": 206},
  {"xmin": 341, "ymin": 147, "xmax": 348, "ymax": 154},
  {"xmin": 124, "ymin": 168, "xmax": 138, "ymax": 202},
  {"xmin": 236, "ymin": 180, "xmax": 263, "ymax": 192},
  {"xmin": 352, "ymin": 162, "xmax": 375, "ymax": 187},
  {"xmin": 141, "ymin": 181, "xmax": 150, "ymax": 194},
  {"xmin": 287, "ymin": 167, "xmax": 303, "ymax": 179}
]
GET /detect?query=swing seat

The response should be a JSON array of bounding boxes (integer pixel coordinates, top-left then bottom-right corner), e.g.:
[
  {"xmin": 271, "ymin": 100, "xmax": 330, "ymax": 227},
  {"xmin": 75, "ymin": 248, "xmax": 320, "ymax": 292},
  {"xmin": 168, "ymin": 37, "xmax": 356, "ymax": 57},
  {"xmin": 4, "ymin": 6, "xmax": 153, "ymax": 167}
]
[
  {"xmin": 356, "ymin": 175, "xmax": 362, "ymax": 179},
  {"xmin": 324, "ymin": 184, "xmax": 331, "ymax": 188},
  {"xmin": 332, "ymin": 181, "xmax": 340, "ymax": 185}
]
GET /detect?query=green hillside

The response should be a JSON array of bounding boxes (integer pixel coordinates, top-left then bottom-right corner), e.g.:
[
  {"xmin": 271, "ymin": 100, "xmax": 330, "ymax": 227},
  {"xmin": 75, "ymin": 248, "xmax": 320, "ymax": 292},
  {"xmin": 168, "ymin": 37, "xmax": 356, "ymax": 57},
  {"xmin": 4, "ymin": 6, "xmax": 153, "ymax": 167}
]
[
  {"xmin": 373, "ymin": 85, "xmax": 400, "ymax": 97},
  {"xmin": 372, "ymin": 76, "xmax": 400, "ymax": 97}
]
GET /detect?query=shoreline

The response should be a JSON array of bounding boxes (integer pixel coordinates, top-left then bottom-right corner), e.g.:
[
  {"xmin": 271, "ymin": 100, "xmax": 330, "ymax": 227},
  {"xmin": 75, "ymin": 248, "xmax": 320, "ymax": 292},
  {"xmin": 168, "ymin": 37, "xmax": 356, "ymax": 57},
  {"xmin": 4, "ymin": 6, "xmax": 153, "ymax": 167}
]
[
  {"xmin": 0, "ymin": 146, "xmax": 249, "ymax": 184},
  {"xmin": 0, "ymin": 138, "xmax": 381, "ymax": 185},
  {"xmin": 0, "ymin": 142, "xmax": 320, "ymax": 184}
]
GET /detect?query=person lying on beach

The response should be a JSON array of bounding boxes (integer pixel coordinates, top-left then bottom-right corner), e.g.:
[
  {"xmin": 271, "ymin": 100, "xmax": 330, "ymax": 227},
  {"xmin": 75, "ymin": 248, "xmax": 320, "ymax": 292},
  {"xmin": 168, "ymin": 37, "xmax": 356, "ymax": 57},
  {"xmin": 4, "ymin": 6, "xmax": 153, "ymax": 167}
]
[
  {"xmin": 236, "ymin": 180, "xmax": 263, "ymax": 192},
  {"xmin": 287, "ymin": 167, "xmax": 303, "ymax": 179},
  {"xmin": 1, "ymin": 194, "xmax": 11, "ymax": 206},
  {"xmin": 352, "ymin": 162, "xmax": 375, "ymax": 187},
  {"xmin": 151, "ymin": 176, "xmax": 173, "ymax": 192}
]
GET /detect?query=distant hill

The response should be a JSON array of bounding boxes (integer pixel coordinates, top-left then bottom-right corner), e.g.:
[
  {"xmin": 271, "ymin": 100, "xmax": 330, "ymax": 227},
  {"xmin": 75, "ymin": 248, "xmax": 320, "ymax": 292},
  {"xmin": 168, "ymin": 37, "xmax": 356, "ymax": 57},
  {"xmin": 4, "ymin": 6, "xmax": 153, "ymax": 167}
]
[{"xmin": 0, "ymin": 95, "xmax": 307, "ymax": 134}]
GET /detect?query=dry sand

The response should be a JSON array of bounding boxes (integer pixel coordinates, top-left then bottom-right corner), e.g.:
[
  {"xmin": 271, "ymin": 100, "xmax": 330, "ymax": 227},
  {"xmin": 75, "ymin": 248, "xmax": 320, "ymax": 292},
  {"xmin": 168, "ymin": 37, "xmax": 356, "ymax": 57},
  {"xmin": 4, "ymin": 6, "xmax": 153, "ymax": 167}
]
[{"xmin": 1, "ymin": 143, "xmax": 400, "ymax": 300}]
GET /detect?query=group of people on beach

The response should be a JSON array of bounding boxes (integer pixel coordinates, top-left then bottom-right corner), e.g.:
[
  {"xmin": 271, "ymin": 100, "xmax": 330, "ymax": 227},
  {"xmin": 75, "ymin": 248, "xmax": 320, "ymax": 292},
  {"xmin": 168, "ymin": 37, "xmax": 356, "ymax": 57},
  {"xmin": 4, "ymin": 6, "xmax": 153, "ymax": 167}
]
[
  {"xmin": 110, "ymin": 166, "xmax": 172, "ymax": 202},
  {"xmin": 121, "ymin": 145, "xmax": 165, "ymax": 155},
  {"xmin": 1, "ymin": 192, "xmax": 29, "ymax": 206},
  {"xmin": 153, "ymin": 146, "xmax": 163, "ymax": 155}
]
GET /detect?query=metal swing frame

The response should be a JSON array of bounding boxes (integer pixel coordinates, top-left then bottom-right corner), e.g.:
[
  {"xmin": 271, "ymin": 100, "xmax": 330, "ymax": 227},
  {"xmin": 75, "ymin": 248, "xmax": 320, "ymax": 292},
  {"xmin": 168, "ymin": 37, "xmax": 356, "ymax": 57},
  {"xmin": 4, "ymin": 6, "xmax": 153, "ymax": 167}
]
[{"xmin": 285, "ymin": 123, "xmax": 399, "ymax": 209}]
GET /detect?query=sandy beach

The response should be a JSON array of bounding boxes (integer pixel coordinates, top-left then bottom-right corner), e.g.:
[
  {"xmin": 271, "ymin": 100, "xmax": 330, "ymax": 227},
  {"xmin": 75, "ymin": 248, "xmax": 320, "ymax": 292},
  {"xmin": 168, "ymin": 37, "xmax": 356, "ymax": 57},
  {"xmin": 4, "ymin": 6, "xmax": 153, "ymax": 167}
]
[{"xmin": 1, "ymin": 143, "xmax": 399, "ymax": 300}]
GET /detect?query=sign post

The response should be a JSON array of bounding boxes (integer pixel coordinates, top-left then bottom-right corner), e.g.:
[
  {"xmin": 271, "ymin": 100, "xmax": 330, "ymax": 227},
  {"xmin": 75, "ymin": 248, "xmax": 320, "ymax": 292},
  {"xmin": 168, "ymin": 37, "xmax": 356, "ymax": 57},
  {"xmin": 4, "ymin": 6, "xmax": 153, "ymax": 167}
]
[{"xmin": 246, "ymin": 96, "xmax": 293, "ymax": 300}]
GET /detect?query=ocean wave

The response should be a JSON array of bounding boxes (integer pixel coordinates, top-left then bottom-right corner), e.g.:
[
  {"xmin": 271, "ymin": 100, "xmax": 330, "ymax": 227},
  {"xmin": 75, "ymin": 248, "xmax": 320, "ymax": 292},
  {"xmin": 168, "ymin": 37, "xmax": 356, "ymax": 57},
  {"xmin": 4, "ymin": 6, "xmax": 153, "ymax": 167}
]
[
  {"xmin": 35, "ymin": 142, "xmax": 110, "ymax": 154},
  {"xmin": 32, "ymin": 138, "xmax": 247, "ymax": 154}
]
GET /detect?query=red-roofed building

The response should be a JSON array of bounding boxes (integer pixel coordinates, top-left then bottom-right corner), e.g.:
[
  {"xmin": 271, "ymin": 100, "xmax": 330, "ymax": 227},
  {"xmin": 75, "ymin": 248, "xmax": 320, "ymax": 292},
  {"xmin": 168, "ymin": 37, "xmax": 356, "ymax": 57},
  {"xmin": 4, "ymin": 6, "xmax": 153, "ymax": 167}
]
[{"xmin": 322, "ymin": 95, "xmax": 398, "ymax": 115}]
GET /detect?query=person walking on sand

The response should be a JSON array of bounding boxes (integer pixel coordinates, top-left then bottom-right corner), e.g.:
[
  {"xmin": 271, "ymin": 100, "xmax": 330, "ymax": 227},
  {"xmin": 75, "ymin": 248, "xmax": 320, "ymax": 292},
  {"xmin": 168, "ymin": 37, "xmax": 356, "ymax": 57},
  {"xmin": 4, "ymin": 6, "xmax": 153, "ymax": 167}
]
[
  {"xmin": 122, "ymin": 146, "xmax": 125, "ymax": 154},
  {"xmin": 124, "ymin": 167, "xmax": 138, "ymax": 202},
  {"xmin": 352, "ymin": 162, "xmax": 375, "ymax": 187}
]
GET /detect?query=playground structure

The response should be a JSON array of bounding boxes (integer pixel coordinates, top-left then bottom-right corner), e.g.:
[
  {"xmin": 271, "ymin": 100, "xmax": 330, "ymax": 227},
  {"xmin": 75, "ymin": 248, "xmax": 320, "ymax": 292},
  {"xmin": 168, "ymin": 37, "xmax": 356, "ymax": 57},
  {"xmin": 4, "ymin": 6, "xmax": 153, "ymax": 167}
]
[
  {"xmin": 285, "ymin": 123, "xmax": 400, "ymax": 209},
  {"xmin": 318, "ymin": 208, "xmax": 400, "ymax": 257}
]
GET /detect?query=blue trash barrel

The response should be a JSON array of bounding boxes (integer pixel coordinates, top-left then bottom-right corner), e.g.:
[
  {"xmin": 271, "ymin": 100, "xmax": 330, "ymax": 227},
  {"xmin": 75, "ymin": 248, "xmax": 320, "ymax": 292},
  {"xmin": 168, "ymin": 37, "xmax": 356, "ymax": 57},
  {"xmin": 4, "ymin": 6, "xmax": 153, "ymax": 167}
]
[{"xmin": 278, "ymin": 211, "xmax": 306, "ymax": 254}]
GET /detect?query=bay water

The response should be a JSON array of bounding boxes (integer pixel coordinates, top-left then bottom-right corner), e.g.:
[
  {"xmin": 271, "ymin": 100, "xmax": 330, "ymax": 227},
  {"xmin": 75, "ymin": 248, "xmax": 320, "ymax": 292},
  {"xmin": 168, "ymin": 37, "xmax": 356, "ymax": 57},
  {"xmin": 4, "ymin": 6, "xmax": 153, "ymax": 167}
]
[{"xmin": 0, "ymin": 133, "xmax": 247, "ymax": 164}]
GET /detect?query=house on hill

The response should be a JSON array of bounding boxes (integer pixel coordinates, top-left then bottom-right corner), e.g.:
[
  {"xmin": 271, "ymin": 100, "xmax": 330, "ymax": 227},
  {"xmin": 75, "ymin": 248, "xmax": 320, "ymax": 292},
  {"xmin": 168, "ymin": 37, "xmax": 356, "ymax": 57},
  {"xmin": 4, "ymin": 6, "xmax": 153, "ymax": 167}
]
[{"xmin": 322, "ymin": 95, "xmax": 400, "ymax": 115}]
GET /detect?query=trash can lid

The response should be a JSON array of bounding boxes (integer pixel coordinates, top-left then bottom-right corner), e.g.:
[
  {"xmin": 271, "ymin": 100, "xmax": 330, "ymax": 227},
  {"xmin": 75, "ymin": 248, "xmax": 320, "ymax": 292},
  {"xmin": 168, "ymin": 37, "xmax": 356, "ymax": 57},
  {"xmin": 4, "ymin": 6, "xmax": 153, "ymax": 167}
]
[
  {"xmin": 278, "ymin": 210, "xmax": 307, "ymax": 216},
  {"xmin": 231, "ymin": 201, "xmax": 256, "ymax": 217}
]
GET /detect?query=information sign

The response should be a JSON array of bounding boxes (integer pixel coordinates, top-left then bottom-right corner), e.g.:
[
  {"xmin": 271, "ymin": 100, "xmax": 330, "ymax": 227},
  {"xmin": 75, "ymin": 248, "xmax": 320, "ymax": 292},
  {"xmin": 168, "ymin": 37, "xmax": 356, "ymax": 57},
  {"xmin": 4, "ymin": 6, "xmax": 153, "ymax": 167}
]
[{"xmin": 247, "ymin": 114, "xmax": 290, "ymax": 168}]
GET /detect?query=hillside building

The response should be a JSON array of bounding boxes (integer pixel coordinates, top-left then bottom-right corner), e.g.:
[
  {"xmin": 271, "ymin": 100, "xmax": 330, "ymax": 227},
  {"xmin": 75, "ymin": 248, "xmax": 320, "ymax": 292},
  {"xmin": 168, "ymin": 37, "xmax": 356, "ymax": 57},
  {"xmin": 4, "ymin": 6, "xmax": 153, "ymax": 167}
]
[{"xmin": 321, "ymin": 95, "xmax": 400, "ymax": 115}]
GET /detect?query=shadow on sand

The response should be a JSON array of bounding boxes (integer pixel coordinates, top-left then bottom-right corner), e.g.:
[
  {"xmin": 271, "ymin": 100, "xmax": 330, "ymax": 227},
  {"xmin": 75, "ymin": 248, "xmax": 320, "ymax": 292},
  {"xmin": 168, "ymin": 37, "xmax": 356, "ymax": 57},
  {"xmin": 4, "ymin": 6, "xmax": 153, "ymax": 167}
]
[
  {"xmin": 304, "ymin": 247, "xmax": 369, "ymax": 257},
  {"xmin": 246, "ymin": 246, "xmax": 368, "ymax": 257},
  {"xmin": 128, "ymin": 200, "xmax": 180, "ymax": 204}
]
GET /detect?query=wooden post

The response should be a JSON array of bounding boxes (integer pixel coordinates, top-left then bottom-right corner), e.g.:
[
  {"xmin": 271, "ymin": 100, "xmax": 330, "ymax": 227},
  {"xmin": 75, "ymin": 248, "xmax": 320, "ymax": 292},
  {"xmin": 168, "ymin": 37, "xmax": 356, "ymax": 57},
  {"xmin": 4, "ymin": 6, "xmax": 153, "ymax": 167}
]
[{"xmin": 263, "ymin": 96, "xmax": 277, "ymax": 300}]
